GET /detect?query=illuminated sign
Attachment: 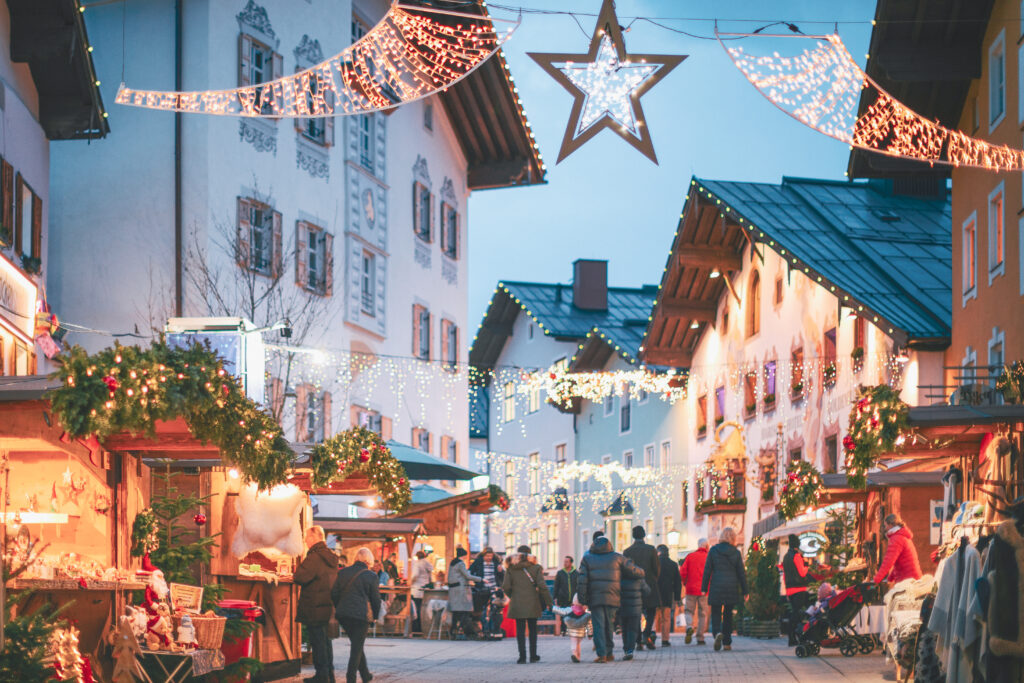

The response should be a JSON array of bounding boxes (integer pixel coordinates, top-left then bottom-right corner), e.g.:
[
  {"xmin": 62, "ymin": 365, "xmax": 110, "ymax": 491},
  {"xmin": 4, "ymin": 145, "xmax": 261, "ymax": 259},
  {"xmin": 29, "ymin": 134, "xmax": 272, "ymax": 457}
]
[
  {"xmin": 0, "ymin": 251, "xmax": 37, "ymax": 341},
  {"xmin": 798, "ymin": 531, "xmax": 828, "ymax": 558}
]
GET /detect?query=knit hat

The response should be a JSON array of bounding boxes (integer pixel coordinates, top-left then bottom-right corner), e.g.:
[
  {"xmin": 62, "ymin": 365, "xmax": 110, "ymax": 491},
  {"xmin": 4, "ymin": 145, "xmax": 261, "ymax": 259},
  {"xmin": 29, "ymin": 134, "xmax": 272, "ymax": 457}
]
[
  {"xmin": 572, "ymin": 594, "xmax": 584, "ymax": 616},
  {"xmin": 788, "ymin": 534, "xmax": 801, "ymax": 549},
  {"xmin": 456, "ymin": 547, "xmax": 467, "ymax": 558}
]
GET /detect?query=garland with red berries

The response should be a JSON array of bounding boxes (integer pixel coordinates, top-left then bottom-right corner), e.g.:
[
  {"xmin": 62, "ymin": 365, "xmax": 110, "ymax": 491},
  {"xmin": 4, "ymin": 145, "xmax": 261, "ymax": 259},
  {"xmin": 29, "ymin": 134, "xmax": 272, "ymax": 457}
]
[
  {"xmin": 489, "ymin": 484, "xmax": 511, "ymax": 511},
  {"xmin": 843, "ymin": 384, "xmax": 908, "ymax": 490},
  {"xmin": 778, "ymin": 460, "xmax": 825, "ymax": 521},
  {"xmin": 49, "ymin": 341, "xmax": 292, "ymax": 490},
  {"xmin": 309, "ymin": 428, "xmax": 411, "ymax": 512}
]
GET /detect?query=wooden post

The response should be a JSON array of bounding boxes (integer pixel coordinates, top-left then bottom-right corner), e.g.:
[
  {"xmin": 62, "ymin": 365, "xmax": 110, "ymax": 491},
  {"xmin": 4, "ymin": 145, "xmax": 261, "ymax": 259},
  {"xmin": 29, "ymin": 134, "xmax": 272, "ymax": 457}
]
[{"xmin": 1, "ymin": 450, "xmax": 10, "ymax": 651}]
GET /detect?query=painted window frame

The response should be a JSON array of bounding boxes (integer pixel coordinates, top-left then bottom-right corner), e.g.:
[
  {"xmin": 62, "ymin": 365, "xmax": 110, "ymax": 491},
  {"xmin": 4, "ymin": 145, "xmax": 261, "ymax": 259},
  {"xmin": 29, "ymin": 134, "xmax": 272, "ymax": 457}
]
[
  {"xmin": 360, "ymin": 250, "xmax": 376, "ymax": 315},
  {"xmin": 502, "ymin": 381, "xmax": 516, "ymax": 423},
  {"xmin": 603, "ymin": 394, "xmax": 615, "ymax": 417},
  {"xmin": 619, "ymin": 396, "xmax": 631, "ymax": 434},
  {"xmin": 528, "ymin": 452, "xmax": 540, "ymax": 496},
  {"xmin": 962, "ymin": 211, "xmax": 978, "ymax": 306},
  {"xmin": 623, "ymin": 449, "xmax": 634, "ymax": 469},
  {"xmin": 987, "ymin": 327, "xmax": 1005, "ymax": 385},
  {"xmin": 988, "ymin": 182, "xmax": 1006, "ymax": 283},
  {"xmin": 660, "ymin": 440, "xmax": 671, "ymax": 470},
  {"xmin": 644, "ymin": 443, "xmax": 655, "ymax": 469},
  {"xmin": 989, "ymin": 29, "xmax": 1007, "ymax": 131}
]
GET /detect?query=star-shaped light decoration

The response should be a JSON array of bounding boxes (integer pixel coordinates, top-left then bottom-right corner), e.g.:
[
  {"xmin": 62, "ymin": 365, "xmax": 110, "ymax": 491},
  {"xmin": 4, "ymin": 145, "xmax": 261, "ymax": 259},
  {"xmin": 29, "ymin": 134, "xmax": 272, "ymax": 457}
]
[{"xmin": 529, "ymin": 0, "xmax": 686, "ymax": 163}]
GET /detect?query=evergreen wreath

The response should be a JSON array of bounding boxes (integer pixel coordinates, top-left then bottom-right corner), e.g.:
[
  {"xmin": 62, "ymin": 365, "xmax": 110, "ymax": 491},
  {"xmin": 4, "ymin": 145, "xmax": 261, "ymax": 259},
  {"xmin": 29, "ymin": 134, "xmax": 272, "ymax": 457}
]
[
  {"xmin": 489, "ymin": 484, "xmax": 511, "ymax": 511},
  {"xmin": 130, "ymin": 508, "xmax": 159, "ymax": 556},
  {"xmin": 48, "ymin": 341, "xmax": 293, "ymax": 490},
  {"xmin": 844, "ymin": 384, "xmax": 909, "ymax": 489},
  {"xmin": 309, "ymin": 428, "xmax": 411, "ymax": 512},
  {"xmin": 778, "ymin": 460, "xmax": 825, "ymax": 521}
]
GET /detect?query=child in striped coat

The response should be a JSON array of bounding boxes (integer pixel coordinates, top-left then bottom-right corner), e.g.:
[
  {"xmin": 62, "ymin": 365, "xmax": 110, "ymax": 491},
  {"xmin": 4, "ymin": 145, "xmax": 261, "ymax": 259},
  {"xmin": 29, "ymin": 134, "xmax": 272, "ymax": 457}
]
[{"xmin": 552, "ymin": 594, "xmax": 592, "ymax": 663}]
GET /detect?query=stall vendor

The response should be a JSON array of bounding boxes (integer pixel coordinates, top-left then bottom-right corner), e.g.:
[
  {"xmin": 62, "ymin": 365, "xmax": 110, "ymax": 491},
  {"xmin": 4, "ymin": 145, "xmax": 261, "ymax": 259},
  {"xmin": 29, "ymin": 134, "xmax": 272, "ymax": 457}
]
[{"xmin": 873, "ymin": 514, "xmax": 922, "ymax": 585}]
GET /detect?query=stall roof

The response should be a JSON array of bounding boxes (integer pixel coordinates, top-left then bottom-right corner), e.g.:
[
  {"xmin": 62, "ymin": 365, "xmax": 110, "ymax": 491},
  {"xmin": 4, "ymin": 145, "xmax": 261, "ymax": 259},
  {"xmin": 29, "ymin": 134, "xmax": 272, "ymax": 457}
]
[
  {"xmin": 762, "ymin": 517, "xmax": 826, "ymax": 541},
  {"xmin": 316, "ymin": 517, "xmax": 427, "ymax": 540},
  {"xmin": 0, "ymin": 375, "xmax": 60, "ymax": 401},
  {"xmin": 385, "ymin": 440, "xmax": 483, "ymax": 481},
  {"xmin": 399, "ymin": 487, "xmax": 494, "ymax": 517},
  {"xmin": 822, "ymin": 471, "xmax": 944, "ymax": 490}
]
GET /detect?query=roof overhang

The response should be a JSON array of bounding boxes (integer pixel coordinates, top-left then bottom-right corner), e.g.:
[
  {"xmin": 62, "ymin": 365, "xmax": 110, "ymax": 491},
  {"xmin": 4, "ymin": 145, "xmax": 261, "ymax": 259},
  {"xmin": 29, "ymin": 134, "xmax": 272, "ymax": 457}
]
[
  {"xmin": 6, "ymin": 0, "xmax": 109, "ymax": 139},
  {"xmin": 847, "ymin": 0, "xmax": 994, "ymax": 178},
  {"xmin": 413, "ymin": 1, "xmax": 544, "ymax": 190},
  {"xmin": 399, "ymin": 487, "xmax": 495, "ymax": 516},
  {"xmin": 315, "ymin": 516, "xmax": 427, "ymax": 540}
]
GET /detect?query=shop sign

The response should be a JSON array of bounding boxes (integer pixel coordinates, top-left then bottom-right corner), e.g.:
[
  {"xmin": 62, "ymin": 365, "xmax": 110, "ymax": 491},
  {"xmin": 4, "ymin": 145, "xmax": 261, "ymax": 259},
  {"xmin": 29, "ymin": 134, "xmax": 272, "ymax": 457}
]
[{"xmin": 0, "ymin": 251, "xmax": 37, "ymax": 339}]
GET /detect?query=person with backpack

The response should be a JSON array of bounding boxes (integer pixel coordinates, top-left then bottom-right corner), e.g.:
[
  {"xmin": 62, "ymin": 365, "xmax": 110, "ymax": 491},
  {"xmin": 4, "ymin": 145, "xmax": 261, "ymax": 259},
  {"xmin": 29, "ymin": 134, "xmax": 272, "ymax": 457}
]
[
  {"xmin": 502, "ymin": 545, "xmax": 553, "ymax": 663},
  {"xmin": 294, "ymin": 526, "xmax": 338, "ymax": 683},
  {"xmin": 331, "ymin": 547, "xmax": 382, "ymax": 683}
]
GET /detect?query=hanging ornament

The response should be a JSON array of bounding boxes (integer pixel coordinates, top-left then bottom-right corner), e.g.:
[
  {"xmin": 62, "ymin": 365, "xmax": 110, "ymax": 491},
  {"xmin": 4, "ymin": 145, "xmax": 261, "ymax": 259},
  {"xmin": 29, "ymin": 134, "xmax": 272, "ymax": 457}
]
[
  {"xmin": 529, "ymin": 0, "xmax": 685, "ymax": 163},
  {"xmin": 193, "ymin": 513, "xmax": 207, "ymax": 526},
  {"xmin": 720, "ymin": 31, "xmax": 1024, "ymax": 171},
  {"xmin": 116, "ymin": 4, "xmax": 519, "ymax": 118}
]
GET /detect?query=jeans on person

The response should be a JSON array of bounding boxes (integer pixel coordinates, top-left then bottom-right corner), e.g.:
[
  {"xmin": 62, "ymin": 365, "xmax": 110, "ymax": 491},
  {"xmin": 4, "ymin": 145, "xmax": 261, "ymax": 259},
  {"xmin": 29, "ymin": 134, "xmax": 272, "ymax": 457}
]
[
  {"xmin": 515, "ymin": 618, "xmax": 538, "ymax": 658},
  {"xmin": 590, "ymin": 605, "xmax": 617, "ymax": 658},
  {"xmin": 307, "ymin": 622, "xmax": 334, "ymax": 682},
  {"xmin": 684, "ymin": 594, "xmax": 709, "ymax": 641},
  {"xmin": 640, "ymin": 606, "xmax": 657, "ymax": 645},
  {"xmin": 411, "ymin": 597, "xmax": 424, "ymax": 634},
  {"xmin": 787, "ymin": 591, "xmax": 809, "ymax": 644},
  {"xmin": 338, "ymin": 618, "xmax": 371, "ymax": 683},
  {"xmin": 621, "ymin": 614, "xmax": 641, "ymax": 655},
  {"xmin": 709, "ymin": 603, "xmax": 735, "ymax": 646},
  {"xmin": 656, "ymin": 605, "xmax": 674, "ymax": 642}
]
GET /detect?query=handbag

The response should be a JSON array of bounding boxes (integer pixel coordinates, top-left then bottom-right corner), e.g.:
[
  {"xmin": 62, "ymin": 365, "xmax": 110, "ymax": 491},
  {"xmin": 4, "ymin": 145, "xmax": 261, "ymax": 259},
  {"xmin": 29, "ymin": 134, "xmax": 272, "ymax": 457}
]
[
  {"xmin": 336, "ymin": 568, "xmax": 377, "ymax": 621},
  {"xmin": 521, "ymin": 567, "xmax": 547, "ymax": 606}
]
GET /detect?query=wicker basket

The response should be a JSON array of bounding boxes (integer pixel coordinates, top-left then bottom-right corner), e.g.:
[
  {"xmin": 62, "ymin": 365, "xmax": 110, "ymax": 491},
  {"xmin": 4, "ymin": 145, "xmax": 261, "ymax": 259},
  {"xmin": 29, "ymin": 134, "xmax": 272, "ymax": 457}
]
[{"xmin": 173, "ymin": 613, "xmax": 226, "ymax": 650}]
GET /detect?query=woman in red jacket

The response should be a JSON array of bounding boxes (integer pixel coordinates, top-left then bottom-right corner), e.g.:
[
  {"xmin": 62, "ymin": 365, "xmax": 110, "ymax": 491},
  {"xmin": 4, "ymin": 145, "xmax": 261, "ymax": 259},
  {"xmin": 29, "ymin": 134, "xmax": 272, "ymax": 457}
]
[{"xmin": 873, "ymin": 514, "xmax": 923, "ymax": 585}]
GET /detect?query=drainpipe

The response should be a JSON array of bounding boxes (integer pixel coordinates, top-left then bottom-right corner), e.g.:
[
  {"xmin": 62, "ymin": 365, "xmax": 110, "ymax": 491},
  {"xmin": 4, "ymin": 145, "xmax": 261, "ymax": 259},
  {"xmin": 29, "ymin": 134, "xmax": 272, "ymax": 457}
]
[{"xmin": 174, "ymin": 0, "xmax": 183, "ymax": 316}]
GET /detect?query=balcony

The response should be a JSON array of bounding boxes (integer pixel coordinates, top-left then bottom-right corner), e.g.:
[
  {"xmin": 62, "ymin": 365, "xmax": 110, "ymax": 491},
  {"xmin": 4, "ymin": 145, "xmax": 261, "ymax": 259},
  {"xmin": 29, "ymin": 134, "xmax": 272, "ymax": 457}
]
[{"xmin": 919, "ymin": 364, "xmax": 1015, "ymax": 407}]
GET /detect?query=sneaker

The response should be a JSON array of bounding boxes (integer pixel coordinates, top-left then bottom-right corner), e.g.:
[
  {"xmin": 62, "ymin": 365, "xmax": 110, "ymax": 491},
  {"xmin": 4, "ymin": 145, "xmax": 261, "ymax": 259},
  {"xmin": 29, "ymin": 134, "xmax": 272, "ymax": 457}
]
[
  {"xmin": 571, "ymin": 655, "xmax": 580, "ymax": 663},
  {"xmin": 662, "ymin": 641, "xmax": 671, "ymax": 647},
  {"xmin": 723, "ymin": 644, "xmax": 732, "ymax": 651},
  {"xmin": 623, "ymin": 653, "xmax": 634, "ymax": 661},
  {"xmin": 714, "ymin": 634, "xmax": 723, "ymax": 651},
  {"xmin": 646, "ymin": 641, "xmax": 657, "ymax": 651},
  {"xmin": 685, "ymin": 627, "xmax": 693, "ymax": 644},
  {"xmin": 530, "ymin": 655, "xmax": 541, "ymax": 663}
]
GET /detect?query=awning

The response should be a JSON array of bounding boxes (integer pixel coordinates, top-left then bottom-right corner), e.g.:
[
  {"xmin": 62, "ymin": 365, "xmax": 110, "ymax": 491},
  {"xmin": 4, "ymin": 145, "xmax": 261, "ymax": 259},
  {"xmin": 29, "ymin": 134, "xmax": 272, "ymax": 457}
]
[
  {"xmin": 822, "ymin": 471, "xmax": 944, "ymax": 490},
  {"xmin": 762, "ymin": 517, "xmax": 827, "ymax": 541},
  {"xmin": 386, "ymin": 440, "xmax": 483, "ymax": 481},
  {"xmin": 315, "ymin": 516, "xmax": 427, "ymax": 541}
]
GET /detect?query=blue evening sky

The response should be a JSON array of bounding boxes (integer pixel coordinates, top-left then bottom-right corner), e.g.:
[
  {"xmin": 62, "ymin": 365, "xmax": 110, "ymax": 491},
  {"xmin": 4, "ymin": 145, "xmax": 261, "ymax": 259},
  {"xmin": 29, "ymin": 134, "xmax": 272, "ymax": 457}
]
[{"xmin": 468, "ymin": 0, "xmax": 875, "ymax": 327}]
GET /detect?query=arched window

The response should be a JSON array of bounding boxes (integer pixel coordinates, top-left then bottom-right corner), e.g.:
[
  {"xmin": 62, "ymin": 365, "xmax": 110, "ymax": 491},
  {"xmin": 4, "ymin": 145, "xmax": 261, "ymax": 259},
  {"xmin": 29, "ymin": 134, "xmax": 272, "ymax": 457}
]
[{"xmin": 747, "ymin": 271, "xmax": 761, "ymax": 337}]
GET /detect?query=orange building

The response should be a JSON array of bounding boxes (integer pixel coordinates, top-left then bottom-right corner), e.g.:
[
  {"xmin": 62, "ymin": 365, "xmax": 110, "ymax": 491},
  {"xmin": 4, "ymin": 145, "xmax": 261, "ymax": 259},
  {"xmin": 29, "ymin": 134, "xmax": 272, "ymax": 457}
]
[{"xmin": 851, "ymin": 0, "xmax": 1020, "ymax": 396}]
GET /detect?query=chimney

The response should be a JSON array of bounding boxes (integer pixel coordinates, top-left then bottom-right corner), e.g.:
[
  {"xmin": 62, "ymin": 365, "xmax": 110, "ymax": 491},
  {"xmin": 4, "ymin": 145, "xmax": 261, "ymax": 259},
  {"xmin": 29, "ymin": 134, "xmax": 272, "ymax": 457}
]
[{"xmin": 573, "ymin": 259, "xmax": 608, "ymax": 311}]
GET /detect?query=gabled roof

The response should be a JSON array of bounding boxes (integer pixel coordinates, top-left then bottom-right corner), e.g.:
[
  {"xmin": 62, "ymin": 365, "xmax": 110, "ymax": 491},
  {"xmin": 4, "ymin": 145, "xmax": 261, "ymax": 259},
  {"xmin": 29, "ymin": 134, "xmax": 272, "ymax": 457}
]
[
  {"xmin": 641, "ymin": 176, "xmax": 951, "ymax": 367},
  {"xmin": 847, "ymin": 0, "xmax": 995, "ymax": 178},
  {"xmin": 469, "ymin": 280, "xmax": 658, "ymax": 371}
]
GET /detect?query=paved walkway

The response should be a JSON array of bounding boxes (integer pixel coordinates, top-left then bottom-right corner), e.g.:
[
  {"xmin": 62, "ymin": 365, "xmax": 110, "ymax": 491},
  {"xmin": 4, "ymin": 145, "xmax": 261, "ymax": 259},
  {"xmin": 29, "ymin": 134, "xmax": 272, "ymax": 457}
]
[{"xmin": 280, "ymin": 634, "xmax": 892, "ymax": 682}]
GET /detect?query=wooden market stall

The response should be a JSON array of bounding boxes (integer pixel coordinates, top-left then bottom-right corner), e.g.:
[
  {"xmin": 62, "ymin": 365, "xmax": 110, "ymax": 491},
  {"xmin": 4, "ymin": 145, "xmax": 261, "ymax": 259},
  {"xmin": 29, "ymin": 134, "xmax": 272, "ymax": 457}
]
[
  {"xmin": 397, "ymin": 488, "xmax": 494, "ymax": 568},
  {"xmin": 0, "ymin": 377, "xmax": 150, "ymax": 679}
]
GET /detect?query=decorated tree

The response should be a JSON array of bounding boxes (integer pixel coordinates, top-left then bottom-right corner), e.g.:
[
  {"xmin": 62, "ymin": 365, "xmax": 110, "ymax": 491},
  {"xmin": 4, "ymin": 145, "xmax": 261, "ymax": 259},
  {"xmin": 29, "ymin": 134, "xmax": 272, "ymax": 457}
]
[
  {"xmin": 778, "ymin": 460, "xmax": 825, "ymax": 521},
  {"xmin": 310, "ymin": 428, "xmax": 411, "ymax": 512},
  {"xmin": 844, "ymin": 384, "xmax": 909, "ymax": 489},
  {"xmin": 745, "ymin": 537, "xmax": 782, "ymax": 622},
  {"xmin": 823, "ymin": 507, "xmax": 862, "ymax": 589}
]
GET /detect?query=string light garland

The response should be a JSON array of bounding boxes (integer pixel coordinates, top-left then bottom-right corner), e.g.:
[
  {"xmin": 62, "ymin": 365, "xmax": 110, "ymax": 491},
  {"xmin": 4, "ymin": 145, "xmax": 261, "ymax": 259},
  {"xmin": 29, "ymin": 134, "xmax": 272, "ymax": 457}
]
[
  {"xmin": 116, "ymin": 4, "xmax": 518, "ymax": 117},
  {"xmin": 720, "ymin": 31, "xmax": 1024, "ymax": 171},
  {"xmin": 844, "ymin": 384, "xmax": 909, "ymax": 490},
  {"xmin": 528, "ymin": 0, "xmax": 685, "ymax": 163},
  {"xmin": 777, "ymin": 459, "xmax": 825, "ymax": 520},
  {"xmin": 309, "ymin": 427, "xmax": 411, "ymax": 511},
  {"xmin": 50, "ymin": 341, "xmax": 293, "ymax": 490}
]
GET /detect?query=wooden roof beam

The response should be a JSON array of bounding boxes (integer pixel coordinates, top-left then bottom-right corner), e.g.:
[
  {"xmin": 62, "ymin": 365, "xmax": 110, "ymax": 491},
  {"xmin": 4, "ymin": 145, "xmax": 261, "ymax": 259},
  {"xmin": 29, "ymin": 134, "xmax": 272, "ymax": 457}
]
[
  {"xmin": 677, "ymin": 246, "xmax": 742, "ymax": 271},
  {"xmin": 641, "ymin": 348, "xmax": 692, "ymax": 368},
  {"xmin": 660, "ymin": 299, "xmax": 717, "ymax": 322}
]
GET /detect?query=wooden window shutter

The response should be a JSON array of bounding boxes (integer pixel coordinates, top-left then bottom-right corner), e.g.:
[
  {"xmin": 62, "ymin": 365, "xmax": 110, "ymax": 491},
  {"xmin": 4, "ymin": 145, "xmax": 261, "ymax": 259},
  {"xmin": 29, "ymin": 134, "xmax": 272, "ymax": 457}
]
[
  {"xmin": 0, "ymin": 338, "xmax": 4, "ymax": 376},
  {"xmin": 271, "ymin": 210, "xmax": 282, "ymax": 278},
  {"xmin": 28, "ymin": 350, "xmax": 36, "ymax": 375},
  {"xmin": 455, "ymin": 210, "xmax": 461, "ymax": 260},
  {"xmin": 412, "ymin": 182, "xmax": 422, "ymax": 235},
  {"xmin": 271, "ymin": 378, "xmax": 284, "ymax": 418},
  {"xmin": 324, "ymin": 232, "xmax": 334, "ymax": 296},
  {"xmin": 0, "ymin": 159, "xmax": 12, "ymax": 246},
  {"xmin": 427, "ymin": 312, "xmax": 433, "ymax": 359},
  {"xmin": 381, "ymin": 416, "xmax": 393, "ymax": 441},
  {"xmin": 428, "ymin": 432, "xmax": 434, "ymax": 454},
  {"xmin": 412, "ymin": 304, "xmax": 422, "ymax": 356},
  {"xmin": 429, "ymin": 192, "xmax": 435, "ymax": 242},
  {"xmin": 350, "ymin": 404, "xmax": 361, "ymax": 428},
  {"xmin": 440, "ymin": 319, "xmax": 450, "ymax": 364},
  {"xmin": 439, "ymin": 202, "xmax": 448, "ymax": 253},
  {"xmin": 324, "ymin": 115, "xmax": 335, "ymax": 147},
  {"xmin": 440, "ymin": 436, "xmax": 450, "ymax": 462},
  {"xmin": 295, "ymin": 384, "xmax": 308, "ymax": 442},
  {"xmin": 454, "ymin": 324, "xmax": 459, "ymax": 366},
  {"xmin": 239, "ymin": 34, "xmax": 253, "ymax": 86},
  {"xmin": 295, "ymin": 221, "xmax": 308, "ymax": 288},
  {"xmin": 31, "ymin": 191, "xmax": 41, "ymax": 260},
  {"xmin": 14, "ymin": 173, "xmax": 23, "ymax": 254},
  {"xmin": 236, "ymin": 197, "xmax": 251, "ymax": 268},
  {"xmin": 322, "ymin": 391, "xmax": 332, "ymax": 438},
  {"xmin": 272, "ymin": 51, "xmax": 283, "ymax": 81}
]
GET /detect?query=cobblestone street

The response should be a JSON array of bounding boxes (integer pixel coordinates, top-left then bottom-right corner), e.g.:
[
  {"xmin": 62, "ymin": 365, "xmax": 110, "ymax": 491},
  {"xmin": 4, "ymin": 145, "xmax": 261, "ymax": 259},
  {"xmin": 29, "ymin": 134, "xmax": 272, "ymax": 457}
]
[{"xmin": 283, "ymin": 635, "xmax": 891, "ymax": 682}]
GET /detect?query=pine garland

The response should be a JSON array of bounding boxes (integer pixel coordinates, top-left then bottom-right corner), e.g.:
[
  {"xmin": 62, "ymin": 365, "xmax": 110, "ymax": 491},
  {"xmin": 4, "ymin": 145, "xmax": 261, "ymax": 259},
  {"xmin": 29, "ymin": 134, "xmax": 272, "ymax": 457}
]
[
  {"xmin": 488, "ymin": 484, "xmax": 511, "ymax": 511},
  {"xmin": 778, "ymin": 460, "xmax": 825, "ymax": 521},
  {"xmin": 745, "ymin": 538, "xmax": 781, "ymax": 621},
  {"xmin": 309, "ymin": 428, "xmax": 411, "ymax": 512},
  {"xmin": 48, "ymin": 340, "xmax": 293, "ymax": 490},
  {"xmin": 844, "ymin": 384, "xmax": 908, "ymax": 489}
]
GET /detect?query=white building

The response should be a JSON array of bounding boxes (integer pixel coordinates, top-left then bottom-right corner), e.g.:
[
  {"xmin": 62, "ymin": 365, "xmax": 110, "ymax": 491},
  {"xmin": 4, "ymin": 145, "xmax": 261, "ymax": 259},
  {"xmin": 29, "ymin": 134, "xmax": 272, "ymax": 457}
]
[
  {"xmin": 48, "ymin": 0, "xmax": 543, "ymax": 484},
  {"xmin": 0, "ymin": 0, "xmax": 106, "ymax": 376}
]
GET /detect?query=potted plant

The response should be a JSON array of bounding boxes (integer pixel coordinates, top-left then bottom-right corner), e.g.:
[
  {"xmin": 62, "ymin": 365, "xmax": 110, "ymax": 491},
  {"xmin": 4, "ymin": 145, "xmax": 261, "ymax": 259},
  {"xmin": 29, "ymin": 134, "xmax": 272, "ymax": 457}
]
[
  {"xmin": 996, "ymin": 362, "xmax": 1023, "ymax": 404},
  {"xmin": 791, "ymin": 380, "xmax": 804, "ymax": 397},
  {"xmin": 850, "ymin": 346, "xmax": 865, "ymax": 372},
  {"xmin": 745, "ymin": 401, "xmax": 757, "ymax": 416},
  {"xmin": 823, "ymin": 362, "xmax": 837, "ymax": 386},
  {"xmin": 744, "ymin": 538, "xmax": 782, "ymax": 638},
  {"xmin": 714, "ymin": 415, "xmax": 725, "ymax": 427},
  {"xmin": 763, "ymin": 392, "xmax": 776, "ymax": 407}
]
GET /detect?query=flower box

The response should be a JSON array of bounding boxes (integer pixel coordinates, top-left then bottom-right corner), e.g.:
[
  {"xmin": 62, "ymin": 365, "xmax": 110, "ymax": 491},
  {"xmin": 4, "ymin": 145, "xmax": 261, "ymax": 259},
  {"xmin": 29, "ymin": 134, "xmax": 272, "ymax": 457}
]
[
  {"xmin": 823, "ymin": 363, "xmax": 837, "ymax": 387},
  {"xmin": 791, "ymin": 381, "xmax": 804, "ymax": 398}
]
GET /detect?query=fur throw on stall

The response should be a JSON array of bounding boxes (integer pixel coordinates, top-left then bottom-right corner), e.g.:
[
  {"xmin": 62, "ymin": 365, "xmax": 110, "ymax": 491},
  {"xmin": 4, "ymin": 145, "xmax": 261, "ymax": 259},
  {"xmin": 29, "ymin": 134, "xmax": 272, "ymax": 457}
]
[
  {"xmin": 231, "ymin": 483, "xmax": 306, "ymax": 558},
  {"xmin": 988, "ymin": 520, "xmax": 1024, "ymax": 659}
]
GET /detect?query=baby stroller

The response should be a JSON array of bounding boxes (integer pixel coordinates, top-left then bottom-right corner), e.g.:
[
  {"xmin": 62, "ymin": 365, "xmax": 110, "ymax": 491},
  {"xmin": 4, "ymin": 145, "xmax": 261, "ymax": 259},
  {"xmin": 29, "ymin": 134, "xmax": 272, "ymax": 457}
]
[{"xmin": 795, "ymin": 582, "xmax": 878, "ymax": 658}]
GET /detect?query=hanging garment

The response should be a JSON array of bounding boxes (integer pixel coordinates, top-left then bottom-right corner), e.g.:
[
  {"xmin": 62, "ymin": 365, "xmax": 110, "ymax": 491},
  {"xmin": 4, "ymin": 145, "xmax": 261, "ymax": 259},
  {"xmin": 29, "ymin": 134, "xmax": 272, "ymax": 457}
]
[
  {"xmin": 978, "ymin": 521, "xmax": 1024, "ymax": 683},
  {"xmin": 915, "ymin": 627, "xmax": 945, "ymax": 683},
  {"xmin": 943, "ymin": 466, "xmax": 963, "ymax": 519},
  {"xmin": 927, "ymin": 542, "xmax": 981, "ymax": 683}
]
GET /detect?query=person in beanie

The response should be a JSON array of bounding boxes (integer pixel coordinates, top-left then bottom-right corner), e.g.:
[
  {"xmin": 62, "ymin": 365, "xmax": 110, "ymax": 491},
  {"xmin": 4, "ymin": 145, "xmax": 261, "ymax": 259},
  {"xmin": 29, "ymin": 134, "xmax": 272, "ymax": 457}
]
[
  {"xmin": 447, "ymin": 547, "xmax": 481, "ymax": 640},
  {"xmin": 700, "ymin": 527, "xmax": 747, "ymax": 652},
  {"xmin": 552, "ymin": 594, "xmax": 592, "ymax": 663},
  {"xmin": 781, "ymin": 533, "xmax": 826, "ymax": 646},
  {"xmin": 680, "ymin": 538, "xmax": 709, "ymax": 645},
  {"xmin": 623, "ymin": 525, "xmax": 660, "ymax": 650},
  {"xmin": 619, "ymin": 553, "xmax": 649, "ymax": 660},
  {"xmin": 294, "ymin": 526, "xmax": 338, "ymax": 683},
  {"xmin": 577, "ymin": 534, "xmax": 644, "ymax": 663},
  {"xmin": 655, "ymin": 544, "xmax": 682, "ymax": 646},
  {"xmin": 502, "ymin": 545, "xmax": 553, "ymax": 663}
]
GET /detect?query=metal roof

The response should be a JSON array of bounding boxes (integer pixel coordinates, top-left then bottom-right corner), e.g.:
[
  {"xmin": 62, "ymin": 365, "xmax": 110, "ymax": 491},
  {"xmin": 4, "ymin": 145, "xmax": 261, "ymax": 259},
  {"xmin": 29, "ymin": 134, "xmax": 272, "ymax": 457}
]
[
  {"xmin": 0, "ymin": 375, "xmax": 60, "ymax": 402},
  {"xmin": 469, "ymin": 280, "xmax": 658, "ymax": 370},
  {"xmin": 698, "ymin": 176, "xmax": 952, "ymax": 340}
]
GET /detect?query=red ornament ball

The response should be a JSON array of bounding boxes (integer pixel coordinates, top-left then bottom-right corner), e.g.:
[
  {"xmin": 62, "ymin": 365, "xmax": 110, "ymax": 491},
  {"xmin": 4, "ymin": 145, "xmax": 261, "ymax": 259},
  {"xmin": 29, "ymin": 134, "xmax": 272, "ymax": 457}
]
[
  {"xmin": 359, "ymin": 448, "xmax": 371, "ymax": 463},
  {"xmin": 193, "ymin": 513, "xmax": 207, "ymax": 526},
  {"xmin": 843, "ymin": 435, "xmax": 856, "ymax": 451},
  {"xmin": 102, "ymin": 375, "xmax": 119, "ymax": 391}
]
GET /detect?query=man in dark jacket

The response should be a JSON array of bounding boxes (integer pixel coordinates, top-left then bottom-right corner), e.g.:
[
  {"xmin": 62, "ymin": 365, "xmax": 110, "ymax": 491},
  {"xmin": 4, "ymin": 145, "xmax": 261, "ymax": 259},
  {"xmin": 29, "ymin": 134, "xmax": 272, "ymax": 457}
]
[
  {"xmin": 295, "ymin": 527, "xmax": 339, "ymax": 683},
  {"xmin": 331, "ymin": 547, "xmax": 382, "ymax": 683},
  {"xmin": 619, "ymin": 561, "xmax": 648, "ymax": 659},
  {"xmin": 623, "ymin": 525, "xmax": 660, "ymax": 650},
  {"xmin": 578, "ymin": 535, "xmax": 644, "ymax": 663},
  {"xmin": 468, "ymin": 546, "xmax": 504, "ymax": 592},
  {"xmin": 553, "ymin": 555, "xmax": 578, "ymax": 635},
  {"xmin": 700, "ymin": 527, "xmax": 748, "ymax": 652},
  {"xmin": 655, "ymin": 544, "xmax": 682, "ymax": 646}
]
